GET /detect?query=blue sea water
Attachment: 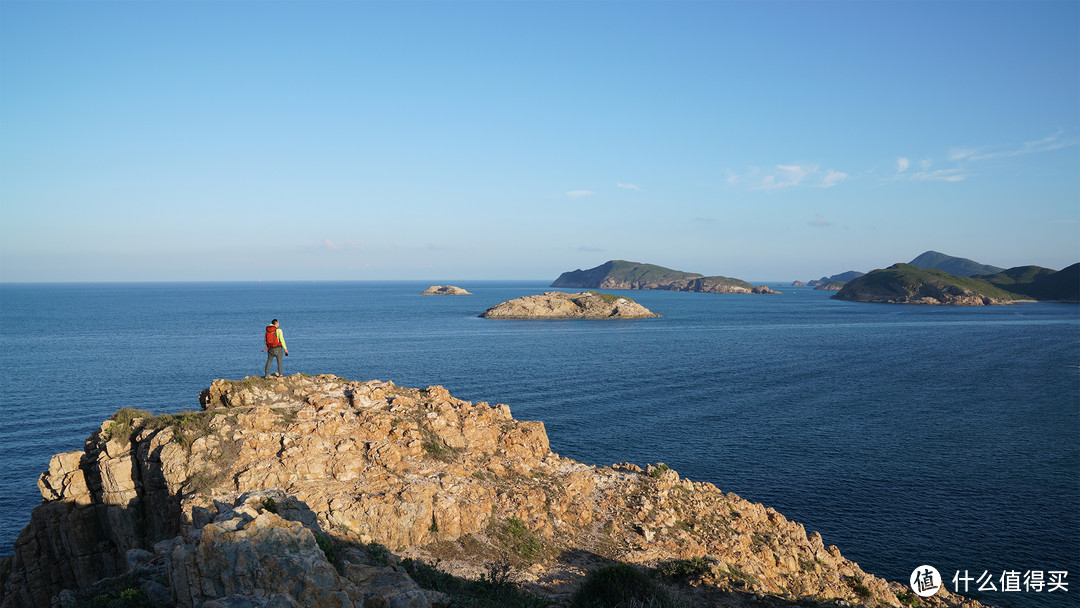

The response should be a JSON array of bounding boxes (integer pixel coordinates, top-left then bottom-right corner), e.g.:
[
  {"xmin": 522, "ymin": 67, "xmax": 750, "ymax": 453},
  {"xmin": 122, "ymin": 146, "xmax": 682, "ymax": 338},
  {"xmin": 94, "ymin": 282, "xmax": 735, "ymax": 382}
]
[{"xmin": 1, "ymin": 281, "xmax": 1077, "ymax": 607}]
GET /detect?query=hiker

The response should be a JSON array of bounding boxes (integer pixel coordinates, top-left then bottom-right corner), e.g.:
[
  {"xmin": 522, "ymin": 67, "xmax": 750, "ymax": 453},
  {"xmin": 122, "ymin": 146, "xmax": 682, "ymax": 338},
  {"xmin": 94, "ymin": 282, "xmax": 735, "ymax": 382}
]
[{"xmin": 264, "ymin": 319, "xmax": 288, "ymax": 377}]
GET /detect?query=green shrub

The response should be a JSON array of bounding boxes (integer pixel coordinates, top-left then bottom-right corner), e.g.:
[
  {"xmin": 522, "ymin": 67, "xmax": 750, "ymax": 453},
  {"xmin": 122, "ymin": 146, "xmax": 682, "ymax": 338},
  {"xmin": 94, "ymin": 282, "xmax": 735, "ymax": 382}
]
[
  {"xmin": 400, "ymin": 558, "xmax": 548, "ymax": 608},
  {"xmin": 570, "ymin": 563, "xmax": 686, "ymax": 608},
  {"xmin": 655, "ymin": 556, "xmax": 712, "ymax": 580}
]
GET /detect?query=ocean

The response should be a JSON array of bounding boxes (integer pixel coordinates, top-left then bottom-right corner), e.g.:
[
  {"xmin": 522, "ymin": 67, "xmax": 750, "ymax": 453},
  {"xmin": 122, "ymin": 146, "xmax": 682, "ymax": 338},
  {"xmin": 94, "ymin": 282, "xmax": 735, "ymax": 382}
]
[{"xmin": 1, "ymin": 281, "xmax": 1077, "ymax": 607}]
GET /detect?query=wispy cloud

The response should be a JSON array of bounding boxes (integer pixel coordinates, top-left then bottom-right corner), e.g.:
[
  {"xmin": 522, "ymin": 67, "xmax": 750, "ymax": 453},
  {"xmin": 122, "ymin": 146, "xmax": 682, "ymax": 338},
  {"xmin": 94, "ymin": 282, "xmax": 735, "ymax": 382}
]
[
  {"xmin": 616, "ymin": 182, "xmax": 641, "ymax": 191},
  {"xmin": 753, "ymin": 164, "xmax": 814, "ymax": 191},
  {"xmin": 808, "ymin": 214, "xmax": 832, "ymax": 228},
  {"xmin": 320, "ymin": 238, "xmax": 364, "ymax": 251},
  {"xmin": 737, "ymin": 164, "xmax": 848, "ymax": 191},
  {"xmin": 909, "ymin": 167, "xmax": 970, "ymax": 182},
  {"xmin": 820, "ymin": 170, "xmax": 849, "ymax": 188},
  {"xmin": 577, "ymin": 245, "xmax": 603, "ymax": 252},
  {"xmin": 693, "ymin": 216, "xmax": 720, "ymax": 223},
  {"xmin": 951, "ymin": 130, "xmax": 1076, "ymax": 162},
  {"xmin": 892, "ymin": 131, "xmax": 1077, "ymax": 185},
  {"xmin": 565, "ymin": 190, "xmax": 596, "ymax": 198}
]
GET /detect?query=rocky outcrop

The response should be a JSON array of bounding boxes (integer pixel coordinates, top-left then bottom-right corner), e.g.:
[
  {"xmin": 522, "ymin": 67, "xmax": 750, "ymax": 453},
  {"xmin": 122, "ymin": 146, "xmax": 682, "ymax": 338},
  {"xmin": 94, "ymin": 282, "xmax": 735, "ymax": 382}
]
[
  {"xmin": 479, "ymin": 291, "xmax": 660, "ymax": 319},
  {"xmin": 2, "ymin": 375, "xmax": 985, "ymax": 608},
  {"xmin": 421, "ymin": 285, "xmax": 472, "ymax": 295},
  {"xmin": 751, "ymin": 285, "xmax": 782, "ymax": 294},
  {"xmin": 792, "ymin": 281, "xmax": 807, "ymax": 287}
]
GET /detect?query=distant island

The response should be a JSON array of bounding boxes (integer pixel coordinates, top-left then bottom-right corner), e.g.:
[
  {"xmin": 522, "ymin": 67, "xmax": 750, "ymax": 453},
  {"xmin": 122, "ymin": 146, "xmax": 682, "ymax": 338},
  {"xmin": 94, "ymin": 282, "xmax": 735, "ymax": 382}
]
[
  {"xmin": 552, "ymin": 260, "xmax": 781, "ymax": 294},
  {"xmin": 480, "ymin": 290, "xmax": 660, "ymax": 319},
  {"xmin": 833, "ymin": 262, "xmax": 1079, "ymax": 305},
  {"xmin": 808, "ymin": 271, "xmax": 864, "ymax": 290},
  {"xmin": 421, "ymin": 285, "xmax": 472, "ymax": 295}
]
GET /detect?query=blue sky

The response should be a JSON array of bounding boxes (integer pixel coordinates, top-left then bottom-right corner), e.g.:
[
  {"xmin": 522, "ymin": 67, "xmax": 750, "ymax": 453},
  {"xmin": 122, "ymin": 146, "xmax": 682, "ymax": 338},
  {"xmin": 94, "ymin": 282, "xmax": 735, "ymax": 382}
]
[{"xmin": 1, "ymin": 1, "xmax": 1077, "ymax": 282}]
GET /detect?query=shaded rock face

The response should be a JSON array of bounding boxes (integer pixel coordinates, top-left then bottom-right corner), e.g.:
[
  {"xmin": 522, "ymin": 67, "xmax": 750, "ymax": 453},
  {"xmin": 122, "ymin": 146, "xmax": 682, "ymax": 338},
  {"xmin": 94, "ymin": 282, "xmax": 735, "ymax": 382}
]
[
  {"xmin": 479, "ymin": 291, "xmax": 661, "ymax": 318},
  {"xmin": 2, "ymin": 375, "xmax": 985, "ymax": 608},
  {"xmin": 835, "ymin": 279, "xmax": 999, "ymax": 305},
  {"xmin": 421, "ymin": 285, "xmax": 472, "ymax": 295}
]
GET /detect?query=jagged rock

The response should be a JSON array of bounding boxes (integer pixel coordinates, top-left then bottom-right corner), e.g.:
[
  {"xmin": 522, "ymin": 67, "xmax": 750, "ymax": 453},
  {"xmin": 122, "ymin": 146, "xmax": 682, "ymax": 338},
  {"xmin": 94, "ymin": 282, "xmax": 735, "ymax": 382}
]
[
  {"xmin": 420, "ymin": 285, "xmax": 472, "ymax": 295},
  {"xmin": 480, "ymin": 291, "xmax": 660, "ymax": 319},
  {"xmin": 751, "ymin": 285, "xmax": 782, "ymax": 294},
  {"xmin": 2, "ymin": 375, "xmax": 986, "ymax": 608}
]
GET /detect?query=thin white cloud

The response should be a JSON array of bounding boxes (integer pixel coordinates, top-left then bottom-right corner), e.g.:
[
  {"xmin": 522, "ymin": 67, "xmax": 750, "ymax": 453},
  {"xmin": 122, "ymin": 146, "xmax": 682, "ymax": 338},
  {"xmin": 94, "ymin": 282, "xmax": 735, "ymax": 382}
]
[
  {"xmin": 819, "ymin": 170, "xmax": 849, "ymax": 188},
  {"xmin": 754, "ymin": 164, "xmax": 814, "ymax": 191},
  {"xmin": 320, "ymin": 238, "xmax": 364, "ymax": 251},
  {"xmin": 896, "ymin": 157, "xmax": 910, "ymax": 173},
  {"xmin": 725, "ymin": 169, "xmax": 739, "ymax": 186},
  {"xmin": 577, "ymin": 245, "xmax": 603, "ymax": 252},
  {"xmin": 910, "ymin": 168, "xmax": 969, "ymax": 182},
  {"xmin": 616, "ymin": 182, "xmax": 641, "ymax": 191},
  {"xmin": 745, "ymin": 164, "xmax": 848, "ymax": 191},
  {"xmin": 808, "ymin": 214, "xmax": 832, "ymax": 227},
  {"xmin": 565, "ymin": 190, "xmax": 596, "ymax": 198},
  {"xmin": 693, "ymin": 216, "xmax": 720, "ymax": 223},
  {"xmin": 948, "ymin": 147, "xmax": 981, "ymax": 161}
]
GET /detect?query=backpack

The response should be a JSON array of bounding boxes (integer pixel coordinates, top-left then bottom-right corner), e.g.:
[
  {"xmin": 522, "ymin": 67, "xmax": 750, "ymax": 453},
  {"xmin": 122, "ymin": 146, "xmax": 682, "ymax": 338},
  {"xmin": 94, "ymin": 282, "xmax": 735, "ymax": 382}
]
[{"xmin": 265, "ymin": 325, "xmax": 281, "ymax": 349}]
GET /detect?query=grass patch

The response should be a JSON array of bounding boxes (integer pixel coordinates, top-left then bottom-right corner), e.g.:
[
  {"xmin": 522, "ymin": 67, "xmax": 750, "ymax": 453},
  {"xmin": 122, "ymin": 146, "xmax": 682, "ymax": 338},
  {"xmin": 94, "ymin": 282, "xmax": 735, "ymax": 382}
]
[
  {"xmin": 583, "ymin": 291, "xmax": 628, "ymax": 304},
  {"xmin": 846, "ymin": 576, "xmax": 872, "ymax": 599},
  {"xmin": 422, "ymin": 429, "xmax": 463, "ymax": 463},
  {"xmin": 401, "ymin": 558, "xmax": 549, "ymax": 608},
  {"xmin": 104, "ymin": 408, "xmax": 154, "ymax": 443},
  {"xmin": 723, "ymin": 564, "xmax": 758, "ymax": 587},
  {"xmin": 494, "ymin": 518, "xmax": 548, "ymax": 564},
  {"xmin": 648, "ymin": 463, "xmax": 670, "ymax": 478}
]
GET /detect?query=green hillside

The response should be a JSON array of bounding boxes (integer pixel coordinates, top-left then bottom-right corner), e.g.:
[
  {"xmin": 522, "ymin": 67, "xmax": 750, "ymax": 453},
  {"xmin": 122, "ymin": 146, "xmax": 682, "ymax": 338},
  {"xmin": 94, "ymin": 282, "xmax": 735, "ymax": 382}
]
[
  {"xmin": 909, "ymin": 251, "xmax": 1004, "ymax": 276},
  {"xmin": 978, "ymin": 264, "xmax": 1079, "ymax": 301},
  {"xmin": 551, "ymin": 260, "xmax": 702, "ymax": 287},
  {"xmin": 837, "ymin": 263, "xmax": 1026, "ymax": 303},
  {"xmin": 697, "ymin": 275, "xmax": 755, "ymax": 290}
]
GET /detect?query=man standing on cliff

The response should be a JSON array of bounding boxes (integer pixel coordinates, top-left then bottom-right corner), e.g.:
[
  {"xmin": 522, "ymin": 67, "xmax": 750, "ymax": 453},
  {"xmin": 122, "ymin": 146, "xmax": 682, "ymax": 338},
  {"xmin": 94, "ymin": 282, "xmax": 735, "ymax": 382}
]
[{"xmin": 264, "ymin": 319, "xmax": 288, "ymax": 378}]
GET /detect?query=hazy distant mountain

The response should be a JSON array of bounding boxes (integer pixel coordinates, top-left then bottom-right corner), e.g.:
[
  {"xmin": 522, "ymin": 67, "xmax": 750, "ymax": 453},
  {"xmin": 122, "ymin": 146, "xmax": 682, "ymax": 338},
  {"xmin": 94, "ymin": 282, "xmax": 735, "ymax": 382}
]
[
  {"xmin": 909, "ymin": 251, "xmax": 1004, "ymax": 277},
  {"xmin": 807, "ymin": 270, "xmax": 864, "ymax": 287}
]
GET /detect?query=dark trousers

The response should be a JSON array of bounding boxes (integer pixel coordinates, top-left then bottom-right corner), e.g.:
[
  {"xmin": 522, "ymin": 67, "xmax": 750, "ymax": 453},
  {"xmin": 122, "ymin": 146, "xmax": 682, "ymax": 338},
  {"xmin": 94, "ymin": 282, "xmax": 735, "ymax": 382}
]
[{"xmin": 265, "ymin": 347, "xmax": 284, "ymax": 376}]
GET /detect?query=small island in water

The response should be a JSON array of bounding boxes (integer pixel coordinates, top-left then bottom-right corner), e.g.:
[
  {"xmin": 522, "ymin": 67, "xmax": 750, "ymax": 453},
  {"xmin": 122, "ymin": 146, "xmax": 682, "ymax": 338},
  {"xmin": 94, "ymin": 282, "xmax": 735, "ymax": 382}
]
[
  {"xmin": 551, "ymin": 260, "xmax": 781, "ymax": 294},
  {"xmin": 421, "ymin": 285, "xmax": 472, "ymax": 295},
  {"xmin": 480, "ymin": 290, "xmax": 660, "ymax": 319}
]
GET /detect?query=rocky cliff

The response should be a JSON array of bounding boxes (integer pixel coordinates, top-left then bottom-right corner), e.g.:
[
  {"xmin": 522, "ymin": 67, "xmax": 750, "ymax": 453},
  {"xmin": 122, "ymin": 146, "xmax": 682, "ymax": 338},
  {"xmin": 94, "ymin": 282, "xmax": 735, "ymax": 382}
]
[
  {"xmin": 1, "ymin": 375, "xmax": 985, "ymax": 608},
  {"xmin": 480, "ymin": 291, "xmax": 661, "ymax": 319}
]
